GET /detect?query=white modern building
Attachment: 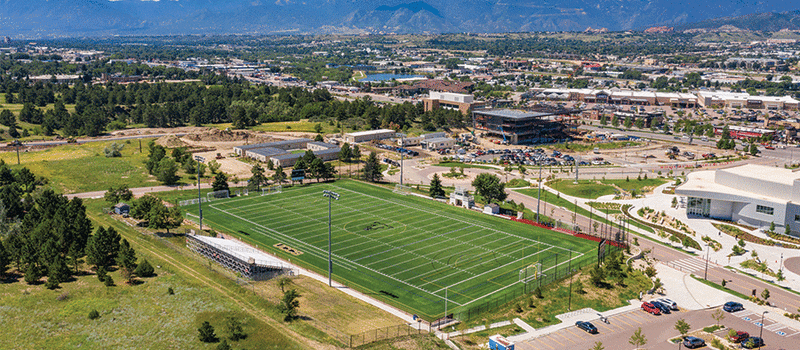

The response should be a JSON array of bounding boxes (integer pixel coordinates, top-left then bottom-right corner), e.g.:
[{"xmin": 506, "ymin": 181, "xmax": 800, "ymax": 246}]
[
  {"xmin": 343, "ymin": 129, "xmax": 396, "ymax": 143},
  {"xmin": 676, "ymin": 164, "xmax": 800, "ymax": 236}
]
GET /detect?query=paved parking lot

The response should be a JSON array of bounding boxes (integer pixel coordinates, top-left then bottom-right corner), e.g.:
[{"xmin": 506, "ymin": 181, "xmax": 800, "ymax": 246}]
[{"xmin": 517, "ymin": 306, "xmax": 798, "ymax": 350}]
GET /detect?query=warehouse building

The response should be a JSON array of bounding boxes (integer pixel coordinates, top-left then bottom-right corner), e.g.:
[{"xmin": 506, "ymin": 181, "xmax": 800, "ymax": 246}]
[
  {"xmin": 245, "ymin": 147, "xmax": 287, "ymax": 162},
  {"xmin": 233, "ymin": 138, "xmax": 312, "ymax": 156},
  {"xmin": 270, "ymin": 147, "xmax": 341, "ymax": 168},
  {"xmin": 344, "ymin": 129, "xmax": 396, "ymax": 143},
  {"xmin": 676, "ymin": 164, "xmax": 800, "ymax": 237}
]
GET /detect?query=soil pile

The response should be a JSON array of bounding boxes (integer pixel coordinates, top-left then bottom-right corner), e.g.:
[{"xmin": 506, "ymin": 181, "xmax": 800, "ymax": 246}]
[
  {"xmin": 155, "ymin": 134, "xmax": 190, "ymax": 148},
  {"xmin": 185, "ymin": 128, "xmax": 274, "ymax": 143}
]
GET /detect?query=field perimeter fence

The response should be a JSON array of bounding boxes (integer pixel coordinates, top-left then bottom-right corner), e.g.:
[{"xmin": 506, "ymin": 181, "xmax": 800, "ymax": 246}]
[
  {"xmin": 453, "ymin": 244, "xmax": 620, "ymax": 323},
  {"xmin": 349, "ymin": 323, "xmax": 429, "ymax": 348}
]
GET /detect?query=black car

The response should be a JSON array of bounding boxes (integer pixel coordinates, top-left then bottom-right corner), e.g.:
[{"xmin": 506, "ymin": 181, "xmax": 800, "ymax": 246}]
[
  {"xmin": 575, "ymin": 321, "xmax": 598, "ymax": 334},
  {"xmin": 723, "ymin": 301, "xmax": 744, "ymax": 312},
  {"xmin": 650, "ymin": 301, "xmax": 671, "ymax": 314},
  {"xmin": 741, "ymin": 337, "xmax": 764, "ymax": 349},
  {"xmin": 683, "ymin": 336, "xmax": 705, "ymax": 349}
]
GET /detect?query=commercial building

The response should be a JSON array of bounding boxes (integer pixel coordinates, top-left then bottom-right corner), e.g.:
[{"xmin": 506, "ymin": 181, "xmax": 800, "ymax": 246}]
[
  {"xmin": 528, "ymin": 88, "xmax": 697, "ymax": 108},
  {"xmin": 713, "ymin": 125, "xmax": 776, "ymax": 140},
  {"xmin": 423, "ymin": 91, "xmax": 486, "ymax": 115},
  {"xmin": 472, "ymin": 108, "xmax": 575, "ymax": 145},
  {"xmin": 343, "ymin": 129, "xmax": 396, "ymax": 143},
  {"xmin": 676, "ymin": 164, "xmax": 800, "ymax": 236},
  {"xmin": 696, "ymin": 91, "xmax": 799, "ymax": 110}
]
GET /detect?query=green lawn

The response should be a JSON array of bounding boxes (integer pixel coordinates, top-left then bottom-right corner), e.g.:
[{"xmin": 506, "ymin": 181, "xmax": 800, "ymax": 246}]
[
  {"xmin": 547, "ymin": 178, "xmax": 668, "ymax": 199},
  {"xmin": 181, "ymin": 180, "xmax": 597, "ymax": 320},
  {"xmin": 0, "ymin": 139, "xmax": 200, "ymax": 194},
  {"xmin": 514, "ymin": 188, "xmax": 654, "ymax": 234}
]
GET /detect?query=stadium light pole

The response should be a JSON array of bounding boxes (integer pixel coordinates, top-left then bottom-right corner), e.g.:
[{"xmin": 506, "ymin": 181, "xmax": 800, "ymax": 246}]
[
  {"xmin": 195, "ymin": 155, "xmax": 205, "ymax": 231},
  {"xmin": 323, "ymin": 190, "xmax": 340, "ymax": 287},
  {"xmin": 536, "ymin": 165, "xmax": 542, "ymax": 223}
]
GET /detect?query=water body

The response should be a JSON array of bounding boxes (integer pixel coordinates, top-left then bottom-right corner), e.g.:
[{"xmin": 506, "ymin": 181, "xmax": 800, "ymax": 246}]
[{"xmin": 361, "ymin": 74, "xmax": 425, "ymax": 82}]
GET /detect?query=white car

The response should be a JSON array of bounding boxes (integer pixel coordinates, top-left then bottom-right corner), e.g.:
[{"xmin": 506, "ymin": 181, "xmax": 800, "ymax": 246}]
[{"xmin": 657, "ymin": 298, "xmax": 678, "ymax": 311}]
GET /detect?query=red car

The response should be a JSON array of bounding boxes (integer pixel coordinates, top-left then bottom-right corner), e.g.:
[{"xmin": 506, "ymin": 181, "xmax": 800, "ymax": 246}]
[
  {"xmin": 729, "ymin": 331, "xmax": 749, "ymax": 343},
  {"xmin": 641, "ymin": 302, "xmax": 661, "ymax": 315}
]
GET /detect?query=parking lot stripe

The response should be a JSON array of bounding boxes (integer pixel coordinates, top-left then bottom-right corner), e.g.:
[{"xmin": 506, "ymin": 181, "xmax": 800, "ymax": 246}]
[
  {"xmin": 564, "ymin": 327, "xmax": 586, "ymax": 341},
  {"xmin": 547, "ymin": 334, "xmax": 567, "ymax": 347},
  {"xmin": 613, "ymin": 314, "xmax": 635, "ymax": 328},
  {"xmin": 553, "ymin": 332, "xmax": 577, "ymax": 344},
  {"xmin": 536, "ymin": 340, "xmax": 556, "ymax": 350},
  {"xmin": 620, "ymin": 312, "xmax": 645, "ymax": 325}
]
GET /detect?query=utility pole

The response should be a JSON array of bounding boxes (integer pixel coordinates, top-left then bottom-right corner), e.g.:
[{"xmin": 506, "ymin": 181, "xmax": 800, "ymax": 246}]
[
  {"xmin": 400, "ymin": 152, "xmax": 404, "ymax": 186},
  {"xmin": 323, "ymin": 190, "xmax": 340, "ymax": 287},
  {"xmin": 195, "ymin": 155, "xmax": 205, "ymax": 231}
]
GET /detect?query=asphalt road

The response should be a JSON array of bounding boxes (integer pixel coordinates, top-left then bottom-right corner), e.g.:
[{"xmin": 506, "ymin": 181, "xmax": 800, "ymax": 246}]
[{"xmin": 519, "ymin": 306, "xmax": 797, "ymax": 350}]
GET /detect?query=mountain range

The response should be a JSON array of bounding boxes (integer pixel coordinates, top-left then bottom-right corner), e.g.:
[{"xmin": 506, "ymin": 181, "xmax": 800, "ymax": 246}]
[{"xmin": 1, "ymin": 0, "xmax": 798, "ymax": 38}]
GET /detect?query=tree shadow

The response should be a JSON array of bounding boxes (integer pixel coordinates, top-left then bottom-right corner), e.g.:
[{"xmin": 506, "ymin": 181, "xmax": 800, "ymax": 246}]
[{"xmin": 0, "ymin": 272, "xmax": 22, "ymax": 284}]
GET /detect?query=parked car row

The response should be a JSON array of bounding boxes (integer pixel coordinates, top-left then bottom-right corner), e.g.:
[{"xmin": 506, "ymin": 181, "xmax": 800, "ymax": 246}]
[{"xmin": 375, "ymin": 143, "xmax": 419, "ymax": 157}]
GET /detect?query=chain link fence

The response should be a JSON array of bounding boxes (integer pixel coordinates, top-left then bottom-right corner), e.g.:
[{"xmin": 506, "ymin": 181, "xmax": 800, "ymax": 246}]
[{"xmin": 349, "ymin": 323, "xmax": 429, "ymax": 348}]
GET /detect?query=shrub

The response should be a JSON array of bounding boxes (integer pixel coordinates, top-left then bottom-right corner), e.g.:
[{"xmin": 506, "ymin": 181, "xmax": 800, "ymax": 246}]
[
  {"xmin": 88, "ymin": 310, "xmax": 100, "ymax": 320},
  {"xmin": 104, "ymin": 275, "xmax": 115, "ymax": 287},
  {"xmin": 134, "ymin": 259, "xmax": 155, "ymax": 277},
  {"xmin": 168, "ymin": 287, "xmax": 174, "ymax": 295},
  {"xmin": 198, "ymin": 321, "xmax": 217, "ymax": 343}
]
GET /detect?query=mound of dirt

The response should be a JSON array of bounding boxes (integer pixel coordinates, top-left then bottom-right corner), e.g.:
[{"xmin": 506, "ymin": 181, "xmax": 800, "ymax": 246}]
[
  {"xmin": 155, "ymin": 134, "xmax": 190, "ymax": 148},
  {"xmin": 185, "ymin": 128, "xmax": 274, "ymax": 143}
]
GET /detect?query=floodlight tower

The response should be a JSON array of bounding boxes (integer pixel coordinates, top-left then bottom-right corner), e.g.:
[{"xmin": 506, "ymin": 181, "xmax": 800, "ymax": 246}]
[
  {"xmin": 323, "ymin": 190, "xmax": 340, "ymax": 287},
  {"xmin": 195, "ymin": 155, "xmax": 205, "ymax": 231}
]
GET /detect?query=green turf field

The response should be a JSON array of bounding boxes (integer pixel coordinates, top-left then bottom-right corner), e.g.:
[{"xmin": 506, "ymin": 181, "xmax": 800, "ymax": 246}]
[{"xmin": 183, "ymin": 180, "xmax": 597, "ymax": 320}]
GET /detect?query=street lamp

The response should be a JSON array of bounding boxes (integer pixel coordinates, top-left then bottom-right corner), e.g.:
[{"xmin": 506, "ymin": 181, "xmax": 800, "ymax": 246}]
[
  {"xmin": 322, "ymin": 190, "xmax": 340, "ymax": 287},
  {"xmin": 704, "ymin": 242, "xmax": 710, "ymax": 280},
  {"xmin": 195, "ymin": 155, "xmax": 205, "ymax": 231},
  {"xmin": 759, "ymin": 311, "xmax": 768, "ymax": 345}
]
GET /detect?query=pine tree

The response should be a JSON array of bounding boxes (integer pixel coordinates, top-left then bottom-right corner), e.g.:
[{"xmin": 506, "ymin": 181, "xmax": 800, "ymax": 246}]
[
  {"xmin": 0, "ymin": 240, "xmax": 10, "ymax": 274},
  {"xmin": 429, "ymin": 173, "xmax": 445, "ymax": 198},
  {"xmin": 86, "ymin": 226, "xmax": 121, "ymax": 269},
  {"xmin": 117, "ymin": 239, "xmax": 137, "ymax": 284},
  {"xmin": 362, "ymin": 151, "xmax": 383, "ymax": 182}
]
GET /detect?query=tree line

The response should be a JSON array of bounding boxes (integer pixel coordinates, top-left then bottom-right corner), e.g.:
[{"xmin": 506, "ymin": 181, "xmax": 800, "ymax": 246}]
[{"xmin": 0, "ymin": 74, "xmax": 465, "ymax": 137}]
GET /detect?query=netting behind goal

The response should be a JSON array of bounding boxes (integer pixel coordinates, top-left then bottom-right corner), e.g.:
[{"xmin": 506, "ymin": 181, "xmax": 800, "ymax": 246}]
[
  {"xmin": 179, "ymin": 197, "xmax": 208, "ymax": 206},
  {"xmin": 261, "ymin": 185, "xmax": 282, "ymax": 196},
  {"xmin": 519, "ymin": 262, "xmax": 542, "ymax": 283},
  {"xmin": 207, "ymin": 190, "xmax": 230, "ymax": 201},
  {"xmin": 393, "ymin": 184, "xmax": 412, "ymax": 195}
]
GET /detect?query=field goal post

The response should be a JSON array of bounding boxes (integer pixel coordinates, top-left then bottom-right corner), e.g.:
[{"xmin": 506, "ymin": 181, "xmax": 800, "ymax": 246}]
[
  {"xmin": 207, "ymin": 190, "xmax": 230, "ymax": 201},
  {"xmin": 519, "ymin": 262, "xmax": 542, "ymax": 283},
  {"xmin": 261, "ymin": 184, "xmax": 283, "ymax": 196},
  {"xmin": 393, "ymin": 184, "xmax": 412, "ymax": 195}
]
